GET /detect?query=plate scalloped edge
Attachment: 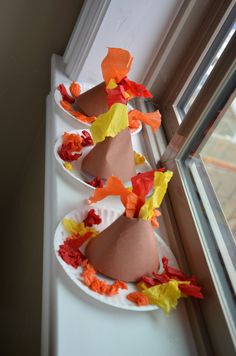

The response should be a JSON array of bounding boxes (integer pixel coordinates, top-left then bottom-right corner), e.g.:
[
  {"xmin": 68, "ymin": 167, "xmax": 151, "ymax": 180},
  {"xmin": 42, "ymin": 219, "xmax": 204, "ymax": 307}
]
[{"xmin": 54, "ymin": 206, "xmax": 178, "ymax": 312}]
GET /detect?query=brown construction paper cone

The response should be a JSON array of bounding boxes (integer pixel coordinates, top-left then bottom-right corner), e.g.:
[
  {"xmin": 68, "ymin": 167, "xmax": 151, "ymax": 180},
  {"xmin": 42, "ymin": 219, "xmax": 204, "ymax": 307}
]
[
  {"xmin": 76, "ymin": 82, "xmax": 108, "ymax": 117},
  {"xmin": 86, "ymin": 215, "xmax": 159, "ymax": 282},
  {"xmin": 81, "ymin": 128, "xmax": 136, "ymax": 181}
]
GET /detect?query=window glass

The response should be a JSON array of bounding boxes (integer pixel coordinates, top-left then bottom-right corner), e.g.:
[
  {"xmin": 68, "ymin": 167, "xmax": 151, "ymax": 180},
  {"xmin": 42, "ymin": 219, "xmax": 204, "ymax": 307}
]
[
  {"xmin": 177, "ymin": 20, "xmax": 236, "ymax": 120},
  {"xmin": 200, "ymin": 96, "xmax": 236, "ymax": 237},
  {"xmin": 183, "ymin": 91, "xmax": 236, "ymax": 295},
  {"xmin": 156, "ymin": 5, "xmax": 236, "ymax": 350}
]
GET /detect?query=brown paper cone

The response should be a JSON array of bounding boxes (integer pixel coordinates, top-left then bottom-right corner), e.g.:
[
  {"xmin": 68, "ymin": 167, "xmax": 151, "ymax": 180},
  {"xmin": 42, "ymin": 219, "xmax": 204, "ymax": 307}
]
[
  {"xmin": 86, "ymin": 215, "xmax": 159, "ymax": 282},
  {"xmin": 76, "ymin": 82, "xmax": 108, "ymax": 117},
  {"xmin": 81, "ymin": 128, "xmax": 136, "ymax": 181}
]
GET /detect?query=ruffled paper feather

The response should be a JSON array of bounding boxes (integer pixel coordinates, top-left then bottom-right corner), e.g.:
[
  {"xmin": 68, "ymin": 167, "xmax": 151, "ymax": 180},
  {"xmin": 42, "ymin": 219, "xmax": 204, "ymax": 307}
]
[
  {"xmin": 90, "ymin": 103, "xmax": 128, "ymax": 143},
  {"xmin": 139, "ymin": 171, "xmax": 173, "ymax": 220},
  {"xmin": 128, "ymin": 109, "xmax": 161, "ymax": 133},
  {"xmin": 101, "ymin": 48, "xmax": 133, "ymax": 85}
]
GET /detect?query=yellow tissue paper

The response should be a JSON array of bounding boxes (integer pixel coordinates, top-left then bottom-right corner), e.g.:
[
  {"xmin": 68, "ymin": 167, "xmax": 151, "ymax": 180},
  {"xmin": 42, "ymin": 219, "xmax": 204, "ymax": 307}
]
[
  {"xmin": 90, "ymin": 103, "xmax": 128, "ymax": 144},
  {"xmin": 123, "ymin": 91, "xmax": 130, "ymax": 99},
  {"xmin": 63, "ymin": 162, "xmax": 73, "ymax": 172},
  {"xmin": 106, "ymin": 79, "xmax": 118, "ymax": 89},
  {"xmin": 139, "ymin": 171, "xmax": 173, "ymax": 220},
  {"xmin": 134, "ymin": 151, "xmax": 145, "ymax": 165},
  {"xmin": 143, "ymin": 280, "xmax": 189, "ymax": 314},
  {"xmin": 63, "ymin": 218, "xmax": 98, "ymax": 238},
  {"xmin": 136, "ymin": 281, "xmax": 148, "ymax": 291}
]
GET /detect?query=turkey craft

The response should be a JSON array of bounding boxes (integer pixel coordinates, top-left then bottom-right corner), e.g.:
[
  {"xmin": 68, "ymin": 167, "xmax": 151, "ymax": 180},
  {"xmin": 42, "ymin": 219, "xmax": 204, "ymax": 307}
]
[
  {"xmin": 76, "ymin": 47, "xmax": 153, "ymax": 116},
  {"xmin": 81, "ymin": 47, "xmax": 161, "ymax": 182},
  {"xmin": 56, "ymin": 170, "xmax": 204, "ymax": 311},
  {"xmin": 86, "ymin": 170, "xmax": 173, "ymax": 282}
]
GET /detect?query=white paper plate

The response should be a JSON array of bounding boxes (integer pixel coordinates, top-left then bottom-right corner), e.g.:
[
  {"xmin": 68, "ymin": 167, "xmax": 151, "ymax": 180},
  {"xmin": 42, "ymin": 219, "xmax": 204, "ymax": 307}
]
[
  {"xmin": 54, "ymin": 206, "xmax": 178, "ymax": 311},
  {"xmin": 54, "ymin": 129, "xmax": 152, "ymax": 190},
  {"xmin": 54, "ymin": 82, "xmax": 142, "ymax": 135}
]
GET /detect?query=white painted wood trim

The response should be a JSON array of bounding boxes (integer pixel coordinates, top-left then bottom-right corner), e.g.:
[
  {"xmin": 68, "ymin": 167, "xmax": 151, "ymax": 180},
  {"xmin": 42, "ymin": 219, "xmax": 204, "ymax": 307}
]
[
  {"xmin": 63, "ymin": 0, "xmax": 111, "ymax": 80},
  {"xmin": 143, "ymin": 0, "xmax": 196, "ymax": 90}
]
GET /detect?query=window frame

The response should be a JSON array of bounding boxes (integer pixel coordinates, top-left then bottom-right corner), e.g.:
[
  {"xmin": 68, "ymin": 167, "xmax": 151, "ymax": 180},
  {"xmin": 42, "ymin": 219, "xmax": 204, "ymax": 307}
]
[
  {"xmin": 145, "ymin": 29, "xmax": 236, "ymax": 356},
  {"xmin": 177, "ymin": 13, "xmax": 236, "ymax": 118},
  {"xmin": 144, "ymin": 0, "xmax": 236, "ymax": 142}
]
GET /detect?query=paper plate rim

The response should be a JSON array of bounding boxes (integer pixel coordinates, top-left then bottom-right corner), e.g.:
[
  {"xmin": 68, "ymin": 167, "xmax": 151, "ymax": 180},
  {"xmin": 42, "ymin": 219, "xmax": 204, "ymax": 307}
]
[{"xmin": 54, "ymin": 206, "xmax": 178, "ymax": 312}]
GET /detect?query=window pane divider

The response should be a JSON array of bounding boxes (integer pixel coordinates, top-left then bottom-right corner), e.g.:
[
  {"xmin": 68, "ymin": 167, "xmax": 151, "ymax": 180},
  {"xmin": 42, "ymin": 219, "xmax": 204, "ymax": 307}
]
[{"xmin": 135, "ymin": 98, "xmax": 168, "ymax": 167}]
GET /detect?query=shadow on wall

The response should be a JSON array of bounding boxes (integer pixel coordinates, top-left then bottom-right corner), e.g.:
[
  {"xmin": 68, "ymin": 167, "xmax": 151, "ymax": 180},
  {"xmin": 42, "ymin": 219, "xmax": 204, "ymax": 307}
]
[
  {"xmin": 0, "ymin": 1, "xmax": 84, "ymax": 355},
  {"xmin": 1, "ymin": 133, "xmax": 45, "ymax": 355},
  {"xmin": 0, "ymin": 0, "xmax": 83, "ymax": 214}
]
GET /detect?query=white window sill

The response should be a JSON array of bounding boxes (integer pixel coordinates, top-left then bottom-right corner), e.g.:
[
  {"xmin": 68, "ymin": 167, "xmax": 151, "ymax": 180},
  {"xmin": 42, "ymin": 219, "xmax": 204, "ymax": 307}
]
[{"xmin": 41, "ymin": 54, "xmax": 199, "ymax": 356}]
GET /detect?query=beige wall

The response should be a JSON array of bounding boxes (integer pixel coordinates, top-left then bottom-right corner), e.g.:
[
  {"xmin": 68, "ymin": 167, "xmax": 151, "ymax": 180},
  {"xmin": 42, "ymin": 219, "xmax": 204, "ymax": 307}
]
[
  {"xmin": 2, "ymin": 129, "xmax": 45, "ymax": 355},
  {"xmin": 0, "ymin": 1, "xmax": 84, "ymax": 355},
  {"xmin": 0, "ymin": 0, "xmax": 83, "ymax": 214}
]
